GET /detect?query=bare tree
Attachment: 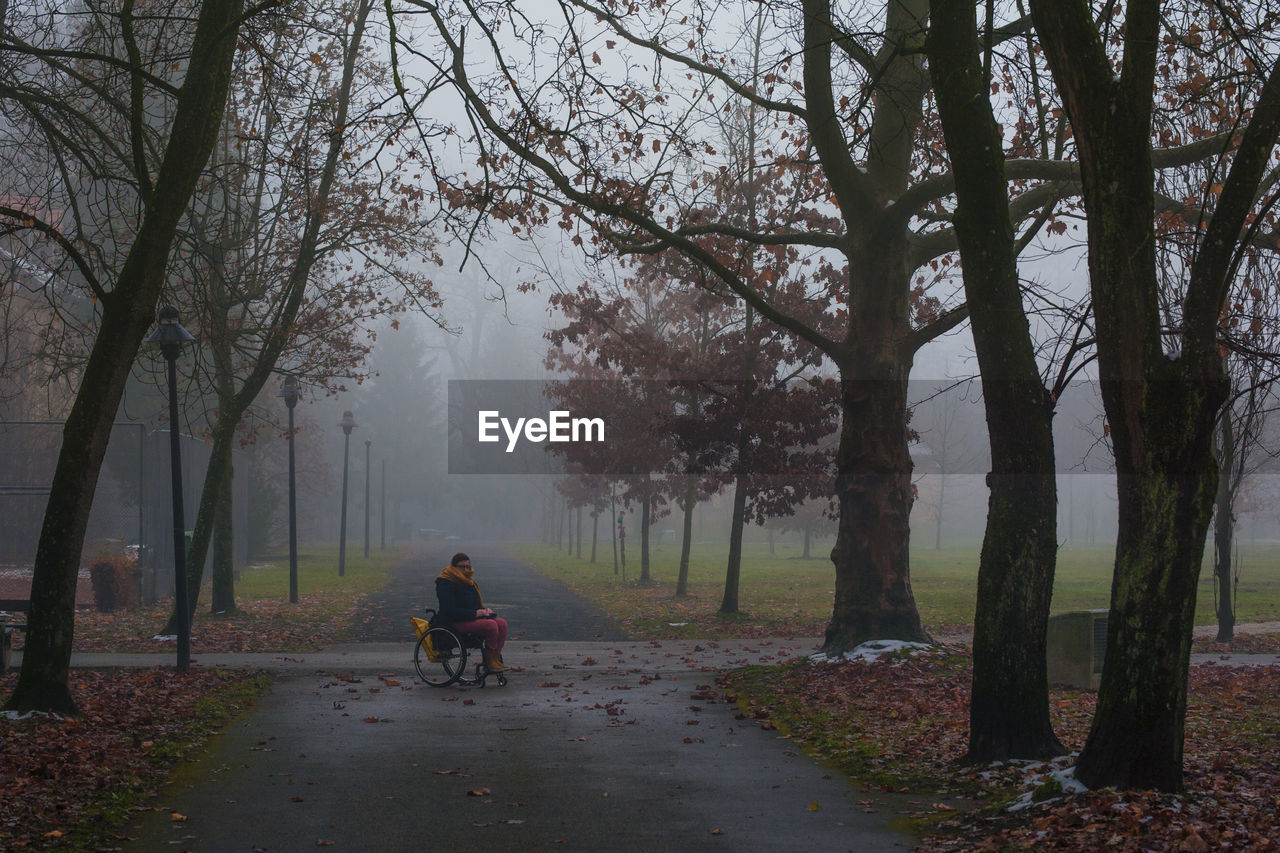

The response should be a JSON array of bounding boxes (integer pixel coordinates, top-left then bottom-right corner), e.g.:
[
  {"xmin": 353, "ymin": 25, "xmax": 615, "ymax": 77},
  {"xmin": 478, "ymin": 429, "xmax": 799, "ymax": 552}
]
[
  {"xmin": 164, "ymin": 0, "xmax": 440, "ymax": 627},
  {"xmin": 1, "ymin": 0, "xmax": 253, "ymax": 714},
  {"xmin": 1030, "ymin": 0, "xmax": 1280, "ymax": 791}
]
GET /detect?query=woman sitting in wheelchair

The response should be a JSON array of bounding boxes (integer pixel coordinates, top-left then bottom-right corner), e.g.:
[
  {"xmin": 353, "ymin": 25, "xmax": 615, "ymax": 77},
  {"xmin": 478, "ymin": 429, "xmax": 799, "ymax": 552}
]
[{"xmin": 435, "ymin": 552, "xmax": 509, "ymax": 672}]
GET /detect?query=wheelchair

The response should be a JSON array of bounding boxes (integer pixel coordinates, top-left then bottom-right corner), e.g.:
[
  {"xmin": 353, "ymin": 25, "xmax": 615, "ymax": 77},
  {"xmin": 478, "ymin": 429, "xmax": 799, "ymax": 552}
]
[{"xmin": 412, "ymin": 608, "xmax": 508, "ymax": 688}]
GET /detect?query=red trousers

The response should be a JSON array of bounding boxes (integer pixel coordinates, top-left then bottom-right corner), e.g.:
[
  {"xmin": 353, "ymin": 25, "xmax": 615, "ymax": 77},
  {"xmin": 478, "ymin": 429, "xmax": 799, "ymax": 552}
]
[{"xmin": 449, "ymin": 617, "xmax": 508, "ymax": 652}]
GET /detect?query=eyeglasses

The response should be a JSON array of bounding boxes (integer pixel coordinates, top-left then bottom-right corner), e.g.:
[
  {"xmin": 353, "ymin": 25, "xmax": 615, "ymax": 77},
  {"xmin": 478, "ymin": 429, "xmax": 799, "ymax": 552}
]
[{"xmin": 457, "ymin": 562, "xmax": 472, "ymax": 568}]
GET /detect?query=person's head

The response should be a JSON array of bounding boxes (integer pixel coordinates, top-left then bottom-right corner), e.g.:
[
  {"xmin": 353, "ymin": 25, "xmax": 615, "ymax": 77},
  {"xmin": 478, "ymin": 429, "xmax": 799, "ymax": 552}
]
[{"xmin": 450, "ymin": 552, "xmax": 471, "ymax": 570}]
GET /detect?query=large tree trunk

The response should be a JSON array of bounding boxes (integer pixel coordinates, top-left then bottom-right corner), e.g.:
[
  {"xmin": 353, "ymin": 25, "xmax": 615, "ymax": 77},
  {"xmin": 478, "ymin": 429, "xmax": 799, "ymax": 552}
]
[
  {"xmin": 8, "ymin": 323, "xmax": 150, "ymax": 714},
  {"xmin": 928, "ymin": 0, "xmax": 1063, "ymax": 762},
  {"xmin": 5, "ymin": 0, "xmax": 247, "ymax": 715},
  {"xmin": 1075, "ymin": 384, "xmax": 1222, "ymax": 790},
  {"xmin": 1031, "ymin": 0, "xmax": 1280, "ymax": 791},
  {"xmin": 1082, "ymin": 471, "xmax": 1215, "ymax": 788},
  {"xmin": 824, "ymin": 373, "xmax": 929, "ymax": 650},
  {"xmin": 804, "ymin": 0, "xmax": 931, "ymax": 653},
  {"xmin": 967, "ymin": 466, "xmax": 1061, "ymax": 761}
]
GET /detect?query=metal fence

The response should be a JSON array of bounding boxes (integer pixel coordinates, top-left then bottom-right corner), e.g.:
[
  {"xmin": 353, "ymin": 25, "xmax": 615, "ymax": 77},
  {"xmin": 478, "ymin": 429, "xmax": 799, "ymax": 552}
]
[{"xmin": 0, "ymin": 420, "xmax": 247, "ymax": 602}]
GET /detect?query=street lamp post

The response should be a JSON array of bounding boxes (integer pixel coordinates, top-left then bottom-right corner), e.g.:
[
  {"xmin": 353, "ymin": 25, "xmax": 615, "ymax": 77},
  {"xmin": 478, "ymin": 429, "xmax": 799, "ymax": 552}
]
[
  {"xmin": 146, "ymin": 305, "xmax": 195, "ymax": 672},
  {"xmin": 363, "ymin": 439, "xmax": 371, "ymax": 558},
  {"xmin": 380, "ymin": 458, "xmax": 386, "ymax": 550},
  {"xmin": 338, "ymin": 411, "xmax": 357, "ymax": 576},
  {"xmin": 279, "ymin": 376, "xmax": 300, "ymax": 603}
]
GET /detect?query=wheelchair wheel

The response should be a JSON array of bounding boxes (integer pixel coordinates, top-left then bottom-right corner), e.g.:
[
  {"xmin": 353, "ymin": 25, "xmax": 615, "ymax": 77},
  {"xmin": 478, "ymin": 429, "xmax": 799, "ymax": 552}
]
[{"xmin": 415, "ymin": 626, "xmax": 467, "ymax": 687}]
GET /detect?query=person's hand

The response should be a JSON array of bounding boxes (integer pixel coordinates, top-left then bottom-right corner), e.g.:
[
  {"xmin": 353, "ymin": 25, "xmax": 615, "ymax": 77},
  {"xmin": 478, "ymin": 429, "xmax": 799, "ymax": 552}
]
[{"xmin": 477, "ymin": 607, "xmax": 494, "ymax": 618}]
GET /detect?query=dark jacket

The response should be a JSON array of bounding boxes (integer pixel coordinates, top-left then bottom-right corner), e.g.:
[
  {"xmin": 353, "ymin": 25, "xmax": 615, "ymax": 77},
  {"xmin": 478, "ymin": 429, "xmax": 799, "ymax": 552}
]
[{"xmin": 435, "ymin": 577, "xmax": 487, "ymax": 624}]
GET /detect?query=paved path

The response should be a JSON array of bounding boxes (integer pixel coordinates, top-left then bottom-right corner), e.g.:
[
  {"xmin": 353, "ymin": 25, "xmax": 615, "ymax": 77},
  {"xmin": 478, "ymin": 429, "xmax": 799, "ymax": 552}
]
[
  {"xmin": 348, "ymin": 542, "xmax": 629, "ymax": 643},
  {"xmin": 39, "ymin": 545, "xmax": 1276, "ymax": 851},
  {"xmin": 112, "ymin": 544, "xmax": 914, "ymax": 852}
]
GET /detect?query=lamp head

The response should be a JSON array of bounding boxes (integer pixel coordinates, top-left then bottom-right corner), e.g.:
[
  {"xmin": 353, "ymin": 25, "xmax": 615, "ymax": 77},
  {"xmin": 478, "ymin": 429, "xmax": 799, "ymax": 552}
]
[
  {"xmin": 145, "ymin": 304, "xmax": 195, "ymax": 355},
  {"xmin": 279, "ymin": 374, "xmax": 300, "ymax": 408},
  {"xmin": 339, "ymin": 410, "xmax": 357, "ymax": 435}
]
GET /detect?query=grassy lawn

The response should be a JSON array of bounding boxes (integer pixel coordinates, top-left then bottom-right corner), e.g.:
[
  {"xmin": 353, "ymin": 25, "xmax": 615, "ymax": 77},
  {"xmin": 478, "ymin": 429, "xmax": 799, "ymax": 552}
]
[
  {"xmin": 234, "ymin": 543, "xmax": 401, "ymax": 600},
  {"xmin": 512, "ymin": 538, "xmax": 1280, "ymax": 639},
  {"xmin": 73, "ymin": 544, "xmax": 404, "ymax": 653}
]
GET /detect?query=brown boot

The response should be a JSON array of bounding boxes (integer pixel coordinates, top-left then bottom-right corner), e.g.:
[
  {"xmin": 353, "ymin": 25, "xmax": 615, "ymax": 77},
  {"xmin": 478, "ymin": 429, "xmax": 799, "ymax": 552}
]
[{"xmin": 483, "ymin": 649, "xmax": 508, "ymax": 672}]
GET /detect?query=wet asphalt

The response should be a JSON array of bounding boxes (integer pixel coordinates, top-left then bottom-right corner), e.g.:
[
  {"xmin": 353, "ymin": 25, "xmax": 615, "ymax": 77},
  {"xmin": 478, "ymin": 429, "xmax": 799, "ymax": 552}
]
[
  {"xmin": 348, "ymin": 542, "xmax": 630, "ymax": 643},
  {"xmin": 113, "ymin": 542, "xmax": 915, "ymax": 852}
]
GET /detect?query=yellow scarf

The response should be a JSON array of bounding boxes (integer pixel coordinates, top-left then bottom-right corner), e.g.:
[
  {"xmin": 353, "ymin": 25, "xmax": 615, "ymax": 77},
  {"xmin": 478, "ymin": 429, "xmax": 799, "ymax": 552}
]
[{"xmin": 438, "ymin": 565, "xmax": 483, "ymax": 604}]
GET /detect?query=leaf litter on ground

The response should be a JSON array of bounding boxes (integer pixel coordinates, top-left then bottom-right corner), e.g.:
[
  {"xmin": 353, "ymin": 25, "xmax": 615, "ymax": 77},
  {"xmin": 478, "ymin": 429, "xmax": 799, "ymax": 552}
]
[
  {"xmin": 0, "ymin": 668, "xmax": 270, "ymax": 850},
  {"xmin": 719, "ymin": 649, "xmax": 1280, "ymax": 851}
]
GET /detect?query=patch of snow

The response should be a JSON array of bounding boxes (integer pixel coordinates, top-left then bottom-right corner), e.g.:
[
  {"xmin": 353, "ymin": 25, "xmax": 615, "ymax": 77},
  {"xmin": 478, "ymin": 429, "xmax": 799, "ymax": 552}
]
[
  {"xmin": 152, "ymin": 634, "xmax": 177, "ymax": 641},
  {"xmin": 667, "ymin": 622, "xmax": 689, "ymax": 627},
  {"xmin": 1005, "ymin": 757, "xmax": 1088, "ymax": 812},
  {"xmin": 810, "ymin": 640, "xmax": 934, "ymax": 663},
  {"xmin": 1, "ymin": 709, "xmax": 64, "ymax": 721}
]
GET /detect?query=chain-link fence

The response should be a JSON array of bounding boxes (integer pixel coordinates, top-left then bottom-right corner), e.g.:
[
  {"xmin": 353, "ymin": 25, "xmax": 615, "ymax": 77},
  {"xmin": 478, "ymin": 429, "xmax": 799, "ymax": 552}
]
[{"xmin": 0, "ymin": 420, "xmax": 247, "ymax": 603}]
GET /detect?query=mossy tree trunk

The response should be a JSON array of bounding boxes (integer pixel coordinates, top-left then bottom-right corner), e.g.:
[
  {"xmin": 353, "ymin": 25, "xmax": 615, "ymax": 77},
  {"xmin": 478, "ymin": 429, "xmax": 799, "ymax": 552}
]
[
  {"xmin": 928, "ymin": 0, "xmax": 1063, "ymax": 762},
  {"xmin": 1031, "ymin": 0, "xmax": 1280, "ymax": 791}
]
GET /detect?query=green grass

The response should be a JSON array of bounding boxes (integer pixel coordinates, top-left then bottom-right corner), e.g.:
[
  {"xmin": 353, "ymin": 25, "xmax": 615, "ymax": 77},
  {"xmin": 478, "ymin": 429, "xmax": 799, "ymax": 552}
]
[
  {"xmin": 513, "ymin": 539, "xmax": 1280, "ymax": 638},
  {"xmin": 233, "ymin": 543, "xmax": 401, "ymax": 600}
]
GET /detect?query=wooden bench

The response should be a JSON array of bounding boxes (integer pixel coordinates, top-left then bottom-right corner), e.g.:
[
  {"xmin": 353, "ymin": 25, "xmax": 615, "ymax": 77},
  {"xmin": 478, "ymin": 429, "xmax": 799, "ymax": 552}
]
[{"xmin": 0, "ymin": 598, "xmax": 30, "ymax": 673}]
